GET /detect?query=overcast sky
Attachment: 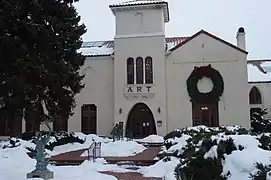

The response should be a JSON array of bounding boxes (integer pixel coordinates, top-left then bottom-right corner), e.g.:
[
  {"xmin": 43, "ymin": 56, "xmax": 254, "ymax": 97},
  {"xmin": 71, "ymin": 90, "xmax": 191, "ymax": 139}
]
[{"xmin": 74, "ymin": 0, "xmax": 271, "ymax": 59}]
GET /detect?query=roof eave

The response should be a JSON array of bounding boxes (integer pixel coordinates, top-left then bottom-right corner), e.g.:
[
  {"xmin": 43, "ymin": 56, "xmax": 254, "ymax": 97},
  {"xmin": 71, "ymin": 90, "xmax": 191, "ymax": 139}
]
[{"xmin": 109, "ymin": 2, "xmax": 169, "ymax": 23}]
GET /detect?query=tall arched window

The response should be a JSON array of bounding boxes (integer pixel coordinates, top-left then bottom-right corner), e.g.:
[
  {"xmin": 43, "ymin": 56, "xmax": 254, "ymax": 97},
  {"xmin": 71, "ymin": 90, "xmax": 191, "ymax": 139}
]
[
  {"xmin": 136, "ymin": 57, "xmax": 143, "ymax": 84},
  {"xmin": 249, "ymin": 86, "xmax": 262, "ymax": 104},
  {"xmin": 127, "ymin": 57, "xmax": 134, "ymax": 84},
  {"xmin": 145, "ymin": 56, "xmax": 153, "ymax": 84}
]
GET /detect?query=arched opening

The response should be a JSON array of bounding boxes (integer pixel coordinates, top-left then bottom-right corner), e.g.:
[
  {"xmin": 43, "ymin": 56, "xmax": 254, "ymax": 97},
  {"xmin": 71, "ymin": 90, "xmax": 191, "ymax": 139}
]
[
  {"xmin": 249, "ymin": 86, "xmax": 262, "ymax": 104},
  {"xmin": 81, "ymin": 104, "xmax": 97, "ymax": 134},
  {"xmin": 125, "ymin": 103, "xmax": 156, "ymax": 139}
]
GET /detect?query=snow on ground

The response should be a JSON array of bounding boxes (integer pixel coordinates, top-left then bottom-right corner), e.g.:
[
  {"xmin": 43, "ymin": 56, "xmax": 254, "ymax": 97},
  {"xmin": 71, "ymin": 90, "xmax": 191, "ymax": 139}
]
[
  {"xmin": 223, "ymin": 148, "xmax": 271, "ymax": 180},
  {"xmin": 137, "ymin": 135, "xmax": 164, "ymax": 143},
  {"xmin": 50, "ymin": 133, "xmax": 146, "ymax": 157},
  {"xmin": 0, "ymin": 139, "xmax": 148, "ymax": 180},
  {"xmin": 0, "ymin": 140, "xmax": 118, "ymax": 180},
  {"xmin": 80, "ymin": 141, "xmax": 146, "ymax": 157},
  {"xmin": 139, "ymin": 157, "xmax": 180, "ymax": 180},
  {"xmin": 2, "ymin": 129, "xmax": 271, "ymax": 180}
]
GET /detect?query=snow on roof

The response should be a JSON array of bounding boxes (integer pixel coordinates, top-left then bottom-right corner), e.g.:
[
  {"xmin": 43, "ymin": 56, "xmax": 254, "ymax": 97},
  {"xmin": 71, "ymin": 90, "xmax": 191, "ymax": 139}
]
[
  {"xmin": 79, "ymin": 41, "xmax": 114, "ymax": 56},
  {"xmin": 110, "ymin": 0, "xmax": 166, "ymax": 7},
  {"xmin": 247, "ymin": 63, "xmax": 271, "ymax": 83},
  {"xmin": 261, "ymin": 61, "xmax": 271, "ymax": 73},
  {"xmin": 79, "ymin": 37, "xmax": 188, "ymax": 57}
]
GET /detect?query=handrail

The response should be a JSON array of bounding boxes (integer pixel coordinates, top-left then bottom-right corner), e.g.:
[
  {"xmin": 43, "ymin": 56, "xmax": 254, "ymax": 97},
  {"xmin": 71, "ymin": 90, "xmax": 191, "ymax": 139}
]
[
  {"xmin": 87, "ymin": 142, "xmax": 95, "ymax": 161},
  {"xmin": 87, "ymin": 141, "xmax": 102, "ymax": 162}
]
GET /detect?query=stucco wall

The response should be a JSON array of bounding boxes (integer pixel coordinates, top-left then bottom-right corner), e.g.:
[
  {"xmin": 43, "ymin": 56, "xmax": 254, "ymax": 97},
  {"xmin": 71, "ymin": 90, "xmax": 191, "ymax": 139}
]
[
  {"xmin": 166, "ymin": 33, "xmax": 250, "ymax": 131},
  {"xmin": 69, "ymin": 56, "xmax": 114, "ymax": 135},
  {"xmin": 114, "ymin": 8, "xmax": 165, "ymax": 37},
  {"xmin": 114, "ymin": 35, "xmax": 167, "ymax": 136}
]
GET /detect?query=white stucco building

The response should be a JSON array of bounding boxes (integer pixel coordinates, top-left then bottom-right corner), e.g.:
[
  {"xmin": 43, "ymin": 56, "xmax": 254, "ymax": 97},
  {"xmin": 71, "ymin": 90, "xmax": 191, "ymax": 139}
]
[{"xmin": 1, "ymin": 0, "xmax": 271, "ymax": 138}]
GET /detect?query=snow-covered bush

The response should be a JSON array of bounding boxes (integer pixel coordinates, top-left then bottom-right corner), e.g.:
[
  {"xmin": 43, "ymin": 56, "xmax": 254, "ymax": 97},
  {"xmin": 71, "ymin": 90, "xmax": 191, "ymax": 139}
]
[
  {"xmin": 251, "ymin": 108, "xmax": 271, "ymax": 133},
  {"xmin": 161, "ymin": 125, "xmax": 271, "ymax": 180},
  {"xmin": 45, "ymin": 131, "xmax": 86, "ymax": 151},
  {"xmin": 250, "ymin": 163, "xmax": 271, "ymax": 180},
  {"xmin": 2, "ymin": 137, "xmax": 21, "ymax": 149}
]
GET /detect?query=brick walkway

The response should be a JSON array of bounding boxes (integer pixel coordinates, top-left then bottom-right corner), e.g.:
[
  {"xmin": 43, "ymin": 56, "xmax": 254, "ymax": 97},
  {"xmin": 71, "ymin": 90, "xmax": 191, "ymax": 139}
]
[
  {"xmin": 105, "ymin": 147, "xmax": 161, "ymax": 165},
  {"xmin": 50, "ymin": 143, "xmax": 163, "ymax": 179},
  {"xmin": 50, "ymin": 148, "xmax": 88, "ymax": 165},
  {"xmin": 101, "ymin": 171, "xmax": 162, "ymax": 180}
]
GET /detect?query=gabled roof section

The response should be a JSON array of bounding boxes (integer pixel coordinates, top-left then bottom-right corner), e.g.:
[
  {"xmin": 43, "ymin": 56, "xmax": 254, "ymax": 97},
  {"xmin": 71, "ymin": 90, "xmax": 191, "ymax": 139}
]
[
  {"xmin": 109, "ymin": 0, "xmax": 169, "ymax": 23},
  {"xmin": 169, "ymin": 30, "xmax": 248, "ymax": 54}
]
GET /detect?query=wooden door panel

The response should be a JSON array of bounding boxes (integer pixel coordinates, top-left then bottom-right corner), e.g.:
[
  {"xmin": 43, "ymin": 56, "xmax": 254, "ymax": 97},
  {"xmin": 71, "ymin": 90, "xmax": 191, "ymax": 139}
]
[
  {"xmin": 192, "ymin": 102, "xmax": 219, "ymax": 127},
  {"xmin": 81, "ymin": 104, "xmax": 97, "ymax": 134}
]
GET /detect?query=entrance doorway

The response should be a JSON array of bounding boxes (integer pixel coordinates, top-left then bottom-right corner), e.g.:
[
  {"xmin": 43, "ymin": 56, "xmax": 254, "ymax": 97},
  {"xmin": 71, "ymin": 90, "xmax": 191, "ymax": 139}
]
[
  {"xmin": 125, "ymin": 103, "xmax": 156, "ymax": 139},
  {"xmin": 192, "ymin": 101, "xmax": 219, "ymax": 127},
  {"xmin": 81, "ymin": 104, "xmax": 97, "ymax": 134}
]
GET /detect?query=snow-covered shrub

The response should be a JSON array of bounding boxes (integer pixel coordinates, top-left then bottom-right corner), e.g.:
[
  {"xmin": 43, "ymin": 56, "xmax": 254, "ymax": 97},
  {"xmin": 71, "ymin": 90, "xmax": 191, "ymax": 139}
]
[
  {"xmin": 178, "ymin": 157, "xmax": 227, "ymax": 180},
  {"xmin": 250, "ymin": 163, "xmax": 271, "ymax": 180},
  {"xmin": 161, "ymin": 126, "xmax": 264, "ymax": 180},
  {"xmin": 251, "ymin": 108, "xmax": 271, "ymax": 133},
  {"xmin": 257, "ymin": 134, "xmax": 271, "ymax": 151},
  {"xmin": 45, "ymin": 131, "xmax": 85, "ymax": 151},
  {"xmin": 172, "ymin": 131, "xmax": 244, "ymax": 179},
  {"xmin": 2, "ymin": 137, "xmax": 21, "ymax": 149}
]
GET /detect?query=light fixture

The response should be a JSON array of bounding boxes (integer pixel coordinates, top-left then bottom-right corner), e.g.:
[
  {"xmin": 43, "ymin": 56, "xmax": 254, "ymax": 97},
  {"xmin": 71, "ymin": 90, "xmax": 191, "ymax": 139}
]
[
  {"xmin": 201, "ymin": 107, "xmax": 208, "ymax": 111},
  {"xmin": 119, "ymin": 108, "xmax": 122, "ymax": 114},
  {"xmin": 158, "ymin": 107, "xmax": 161, "ymax": 113}
]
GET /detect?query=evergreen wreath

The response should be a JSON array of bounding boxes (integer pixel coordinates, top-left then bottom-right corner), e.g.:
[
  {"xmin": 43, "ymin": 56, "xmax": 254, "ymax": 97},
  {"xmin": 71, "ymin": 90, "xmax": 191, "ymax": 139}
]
[{"xmin": 186, "ymin": 64, "xmax": 224, "ymax": 103}]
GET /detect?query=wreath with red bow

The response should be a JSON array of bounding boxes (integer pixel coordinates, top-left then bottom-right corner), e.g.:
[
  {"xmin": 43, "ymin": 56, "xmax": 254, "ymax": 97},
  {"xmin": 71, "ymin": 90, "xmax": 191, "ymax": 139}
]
[{"xmin": 186, "ymin": 64, "xmax": 224, "ymax": 103}]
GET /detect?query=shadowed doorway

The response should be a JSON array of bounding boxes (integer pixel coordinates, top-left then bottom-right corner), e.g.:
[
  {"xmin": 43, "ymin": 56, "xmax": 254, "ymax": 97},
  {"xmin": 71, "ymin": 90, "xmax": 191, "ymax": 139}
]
[
  {"xmin": 125, "ymin": 103, "xmax": 157, "ymax": 139},
  {"xmin": 192, "ymin": 101, "xmax": 219, "ymax": 127}
]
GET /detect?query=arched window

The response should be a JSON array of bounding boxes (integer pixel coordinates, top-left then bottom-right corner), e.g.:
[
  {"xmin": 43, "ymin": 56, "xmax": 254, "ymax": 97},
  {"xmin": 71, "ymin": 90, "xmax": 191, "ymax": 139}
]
[
  {"xmin": 249, "ymin": 86, "xmax": 262, "ymax": 104},
  {"xmin": 136, "ymin": 57, "xmax": 143, "ymax": 84},
  {"xmin": 145, "ymin": 56, "xmax": 153, "ymax": 84},
  {"xmin": 127, "ymin": 57, "xmax": 134, "ymax": 84}
]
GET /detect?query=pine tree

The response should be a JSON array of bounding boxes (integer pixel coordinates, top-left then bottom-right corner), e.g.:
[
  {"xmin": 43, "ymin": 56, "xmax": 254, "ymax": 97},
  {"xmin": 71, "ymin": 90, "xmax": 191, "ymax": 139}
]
[
  {"xmin": 251, "ymin": 108, "xmax": 271, "ymax": 133},
  {"xmin": 0, "ymin": 0, "xmax": 86, "ymax": 136}
]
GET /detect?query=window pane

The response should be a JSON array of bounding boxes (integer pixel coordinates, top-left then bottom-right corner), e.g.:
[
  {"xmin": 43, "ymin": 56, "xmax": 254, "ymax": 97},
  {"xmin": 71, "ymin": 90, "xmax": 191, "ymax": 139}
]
[
  {"xmin": 249, "ymin": 87, "xmax": 262, "ymax": 104},
  {"xmin": 136, "ymin": 57, "xmax": 143, "ymax": 84},
  {"xmin": 127, "ymin": 58, "xmax": 134, "ymax": 84},
  {"xmin": 145, "ymin": 57, "xmax": 153, "ymax": 84}
]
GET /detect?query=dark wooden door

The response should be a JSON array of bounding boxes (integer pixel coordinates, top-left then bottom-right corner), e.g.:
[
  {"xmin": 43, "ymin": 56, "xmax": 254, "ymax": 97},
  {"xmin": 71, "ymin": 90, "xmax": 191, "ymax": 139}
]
[
  {"xmin": 126, "ymin": 103, "xmax": 156, "ymax": 138},
  {"xmin": 81, "ymin": 104, "xmax": 97, "ymax": 134},
  {"xmin": 192, "ymin": 102, "xmax": 219, "ymax": 127}
]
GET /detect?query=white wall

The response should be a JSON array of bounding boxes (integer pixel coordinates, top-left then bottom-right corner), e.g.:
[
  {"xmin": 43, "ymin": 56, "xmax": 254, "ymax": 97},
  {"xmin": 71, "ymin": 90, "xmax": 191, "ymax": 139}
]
[
  {"xmin": 114, "ymin": 35, "xmax": 167, "ymax": 136},
  {"xmin": 69, "ymin": 56, "xmax": 114, "ymax": 136},
  {"xmin": 166, "ymin": 33, "xmax": 250, "ymax": 131},
  {"xmin": 114, "ymin": 8, "xmax": 165, "ymax": 37}
]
